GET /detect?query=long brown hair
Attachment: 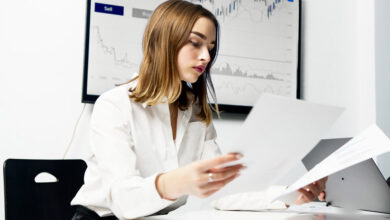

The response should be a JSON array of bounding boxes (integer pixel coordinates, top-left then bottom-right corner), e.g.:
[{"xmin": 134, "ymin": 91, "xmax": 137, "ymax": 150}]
[{"xmin": 129, "ymin": 0, "xmax": 220, "ymax": 125}]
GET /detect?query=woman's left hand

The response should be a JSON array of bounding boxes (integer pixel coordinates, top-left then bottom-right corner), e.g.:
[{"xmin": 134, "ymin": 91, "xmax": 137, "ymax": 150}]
[{"xmin": 294, "ymin": 176, "xmax": 327, "ymax": 205}]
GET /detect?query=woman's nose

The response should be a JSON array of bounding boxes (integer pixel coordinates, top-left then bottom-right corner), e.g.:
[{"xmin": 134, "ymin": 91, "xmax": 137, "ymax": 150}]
[{"xmin": 199, "ymin": 47, "xmax": 211, "ymax": 62}]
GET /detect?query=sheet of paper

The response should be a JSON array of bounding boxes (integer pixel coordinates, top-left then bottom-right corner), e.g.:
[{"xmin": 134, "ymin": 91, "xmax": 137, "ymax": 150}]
[
  {"xmin": 274, "ymin": 124, "xmax": 390, "ymax": 202},
  {"xmin": 211, "ymin": 93, "xmax": 344, "ymax": 199}
]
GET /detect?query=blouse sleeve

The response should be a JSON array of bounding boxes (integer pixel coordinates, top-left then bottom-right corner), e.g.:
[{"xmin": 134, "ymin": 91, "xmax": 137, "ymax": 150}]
[
  {"xmin": 89, "ymin": 94, "xmax": 175, "ymax": 219},
  {"xmin": 200, "ymin": 122, "xmax": 222, "ymax": 159}
]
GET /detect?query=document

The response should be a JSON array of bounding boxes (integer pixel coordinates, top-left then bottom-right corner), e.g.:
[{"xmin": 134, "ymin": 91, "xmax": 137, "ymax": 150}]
[
  {"xmin": 212, "ymin": 94, "xmax": 344, "ymax": 199},
  {"xmin": 274, "ymin": 124, "xmax": 390, "ymax": 202}
]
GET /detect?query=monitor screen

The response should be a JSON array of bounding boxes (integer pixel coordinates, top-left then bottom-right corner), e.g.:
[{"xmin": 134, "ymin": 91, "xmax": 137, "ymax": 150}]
[{"xmin": 82, "ymin": 0, "xmax": 301, "ymax": 113}]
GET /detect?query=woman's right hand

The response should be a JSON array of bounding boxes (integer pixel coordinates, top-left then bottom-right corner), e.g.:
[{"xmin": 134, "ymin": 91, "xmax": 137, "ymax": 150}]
[{"xmin": 156, "ymin": 153, "xmax": 244, "ymax": 200}]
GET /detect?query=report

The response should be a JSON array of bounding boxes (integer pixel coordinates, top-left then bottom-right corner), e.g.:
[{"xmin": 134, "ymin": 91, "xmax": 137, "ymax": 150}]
[
  {"xmin": 273, "ymin": 124, "xmax": 390, "ymax": 203},
  {"xmin": 212, "ymin": 93, "xmax": 344, "ymax": 199}
]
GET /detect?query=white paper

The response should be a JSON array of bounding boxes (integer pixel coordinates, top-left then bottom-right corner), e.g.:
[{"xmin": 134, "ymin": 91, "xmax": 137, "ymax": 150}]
[
  {"xmin": 274, "ymin": 124, "xmax": 390, "ymax": 202},
  {"xmin": 212, "ymin": 93, "xmax": 344, "ymax": 199}
]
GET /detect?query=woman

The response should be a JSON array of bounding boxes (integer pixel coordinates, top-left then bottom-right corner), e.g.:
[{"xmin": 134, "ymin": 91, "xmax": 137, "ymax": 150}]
[{"xmin": 71, "ymin": 1, "xmax": 325, "ymax": 219}]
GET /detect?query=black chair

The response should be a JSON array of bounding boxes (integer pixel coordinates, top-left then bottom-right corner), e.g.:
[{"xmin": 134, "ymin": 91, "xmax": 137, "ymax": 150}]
[{"xmin": 3, "ymin": 159, "xmax": 87, "ymax": 220}]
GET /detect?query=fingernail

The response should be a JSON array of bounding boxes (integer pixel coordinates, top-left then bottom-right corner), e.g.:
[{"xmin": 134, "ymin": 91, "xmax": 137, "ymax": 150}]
[
  {"xmin": 235, "ymin": 153, "xmax": 243, "ymax": 159},
  {"xmin": 240, "ymin": 166, "xmax": 247, "ymax": 170}
]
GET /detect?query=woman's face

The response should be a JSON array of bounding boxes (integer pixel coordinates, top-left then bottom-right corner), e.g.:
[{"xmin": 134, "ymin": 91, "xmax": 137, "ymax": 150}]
[{"xmin": 177, "ymin": 17, "xmax": 216, "ymax": 83}]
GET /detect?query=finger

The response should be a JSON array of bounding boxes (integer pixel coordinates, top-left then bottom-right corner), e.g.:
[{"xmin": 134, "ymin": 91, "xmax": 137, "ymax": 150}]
[
  {"xmin": 318, "ymin": 191, "xmax": 326, "ymax": 201},
  {"xmin": 201, "ymin": 173, "xmax": 239, "ymax": 192},
  {"xmin": 314, "ymin": 177, "xmax": 325, "ymax": 188},
  {"xmin": 298, "ymin": 188, "xmax": 316, "ymax": 202},
  {"xmin": 209, "ymin": 165, "xmax": 245, "ymax": 177},
  {"xmin": 209, "ymin": 164, "xmax": 244, "ymax": 173},
  {"xmin": 203, "ymin": 167, "xmax": 240, "ymax": 184},
  {"xmin": 298, "ymin": 188, "xmax": 314, "ymax": 203},
  {"xmin": 201, "ymin": 188, "xmax": 219, "ymax": 198},
  {"xmin": 294, "ymin": 194, "xmax": 306, "ymax": 205},
  {"xmin": 220, "ymin": 173, "xmax": 239, "ymax": 186},
  {"xmin": 197, "ymin": 153, "xmax": 242, "ymax": 171},
  {"xmin": 304, "ymin": 183, "xmax": 321, "ymax": 197},
  {"xmin": 316, "ymin": 177, "xmax": 328, "ymax": 191}
]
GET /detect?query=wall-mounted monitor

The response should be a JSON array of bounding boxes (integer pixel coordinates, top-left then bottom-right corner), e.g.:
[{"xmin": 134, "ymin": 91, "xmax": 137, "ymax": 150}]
[{"xmin": 82, "ymin": 0, "xmax": 301, "ymax": 113}]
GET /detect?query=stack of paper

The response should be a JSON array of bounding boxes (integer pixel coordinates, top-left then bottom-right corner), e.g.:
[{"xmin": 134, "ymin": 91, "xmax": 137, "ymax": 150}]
[{"xmin": 212, "ymin": 93, "xmax": 344, "ymax": 199}]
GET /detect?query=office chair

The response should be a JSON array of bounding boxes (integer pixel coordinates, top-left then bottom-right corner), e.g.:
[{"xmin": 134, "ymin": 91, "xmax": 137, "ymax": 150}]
[{"xmin": 3, "ymin": 159, "xmax": 87, "ymax": 220}]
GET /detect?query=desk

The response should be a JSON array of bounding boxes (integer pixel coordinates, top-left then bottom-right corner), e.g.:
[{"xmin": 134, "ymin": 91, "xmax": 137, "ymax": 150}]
[
  {"xmin": 141, "ymin": 210, "xmax": 390, "ymax": 220},
  {"xmin": 141, "ymin": 203, "xmax": 390, "ymax": 220}
]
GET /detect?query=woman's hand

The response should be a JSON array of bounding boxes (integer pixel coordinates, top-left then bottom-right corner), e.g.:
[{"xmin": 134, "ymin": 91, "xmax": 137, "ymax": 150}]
[
  {"xmin": 156, "ymin": 153, "xmax": 244, "ymax": 200},
  {"xmin": 294, "ymin": 177, "xmax": 327, "ymax": 205}
]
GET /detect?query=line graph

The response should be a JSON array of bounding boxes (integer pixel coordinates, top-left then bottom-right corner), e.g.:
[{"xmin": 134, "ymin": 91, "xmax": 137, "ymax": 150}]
[
  {"xmin": 91, "ymin": 26, "xmax": 138, "ymax": 69},
  {"xmin": 218, "ymin": 53, "xmax": 292, "ymax": 63},
  {"xmin": 190, "ymin": 0, "xmax": 299, "ymax": 105},
  {"xmin": 212, "ymin": 63, "xmax": 284, "ymax": 81},
  {"xmin": 212, "ymin": 74, "xmax": 292, "ymax": 106},
  {"xmin": 84, "ymin": 0, "xmax": 300, "ymax": 106},
  {"xmin": 87, "ymin": 23, "xmax": 143, "ymax": 95},
  {"xmin": 190, "ymin": 0, "xmax": 295, "ymax": 23}
]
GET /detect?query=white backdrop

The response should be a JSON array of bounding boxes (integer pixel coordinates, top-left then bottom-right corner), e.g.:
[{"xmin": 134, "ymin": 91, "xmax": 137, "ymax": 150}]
[
  {"xmin": 375, "ymin": 0, "xmax": 390, "ymax": 181},
  {"xmin": 0, "ymin": 0, "xmax": 388, "ymax": 217}
]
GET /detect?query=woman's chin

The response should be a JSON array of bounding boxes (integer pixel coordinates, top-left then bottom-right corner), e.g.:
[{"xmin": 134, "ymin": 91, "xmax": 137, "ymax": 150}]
[{"xmin": 182, "ymin": 75, "xmax": 200, "ymax": 84}]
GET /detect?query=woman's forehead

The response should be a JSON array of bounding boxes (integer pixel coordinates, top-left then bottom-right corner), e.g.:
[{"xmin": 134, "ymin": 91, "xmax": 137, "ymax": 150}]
[{"xmin": 190, "ymin": 17, "xmax": 216, "ymax": 42}]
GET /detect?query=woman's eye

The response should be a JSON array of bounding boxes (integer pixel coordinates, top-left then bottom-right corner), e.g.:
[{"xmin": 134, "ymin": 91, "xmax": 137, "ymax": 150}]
[{"xmin": 190, "ymin": 41, "xmax": 201, "ymax": 48}]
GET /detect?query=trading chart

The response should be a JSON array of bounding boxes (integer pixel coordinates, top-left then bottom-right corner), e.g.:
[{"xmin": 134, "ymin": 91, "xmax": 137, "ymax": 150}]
[{"xmin": 83, "ymin": 0, "xmax": 300, "ymax": 107}]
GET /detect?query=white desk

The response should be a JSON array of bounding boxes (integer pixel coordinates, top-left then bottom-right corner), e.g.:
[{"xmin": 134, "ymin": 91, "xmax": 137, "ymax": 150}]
[
  {"xmin": 141, "ymin": 203, "xmax": 390, "ymax": 220},
  {"xmin": 141, "ymin": 210, "xmax": 390, "ymax": 220}
]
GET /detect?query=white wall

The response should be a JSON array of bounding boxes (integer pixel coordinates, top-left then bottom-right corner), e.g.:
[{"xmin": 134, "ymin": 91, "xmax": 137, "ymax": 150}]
[
  {"xmin": 301, "ymin": 0, "xmax": 376, "ymax": 138},
  {"xmin": 0, "ymin": 0, "xmax": 91, "ymax": 217},
  {"xmin": 375, "ymin": 0, "xmax": 390, "ymax": 179},
  {"xmin": 0, "ymin": 0, "xmax": 387, "ymax": 217}
]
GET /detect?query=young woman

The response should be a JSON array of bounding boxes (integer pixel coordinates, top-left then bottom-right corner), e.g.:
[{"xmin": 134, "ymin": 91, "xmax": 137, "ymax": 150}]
[{"xmin": 71, "ymin": 1, "xmax": 326, "ymax": 219}]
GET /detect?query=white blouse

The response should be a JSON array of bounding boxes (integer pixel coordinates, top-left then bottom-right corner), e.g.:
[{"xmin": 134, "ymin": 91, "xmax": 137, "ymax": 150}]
[{"xmin": 71, "ymin": 82, "xmax": 221, "ymax": 219}]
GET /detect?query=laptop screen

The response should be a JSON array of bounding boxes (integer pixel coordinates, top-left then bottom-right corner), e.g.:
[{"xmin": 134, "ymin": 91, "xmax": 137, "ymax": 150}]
[{"xmin": 302, "ymin": 138, "xmax": 351, "ymax": 170}]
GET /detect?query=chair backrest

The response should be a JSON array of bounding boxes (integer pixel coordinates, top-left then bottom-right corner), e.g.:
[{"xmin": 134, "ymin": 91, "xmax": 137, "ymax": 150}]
[{"xmin": 3, "ymin": 159, "xmax": 87, "ymax": 220}]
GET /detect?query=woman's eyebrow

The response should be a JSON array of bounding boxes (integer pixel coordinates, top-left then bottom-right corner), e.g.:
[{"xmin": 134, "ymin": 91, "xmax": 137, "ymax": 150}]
[{"xmin": 190, "ymin": 31, "xmax": 216, "ymax": 44}]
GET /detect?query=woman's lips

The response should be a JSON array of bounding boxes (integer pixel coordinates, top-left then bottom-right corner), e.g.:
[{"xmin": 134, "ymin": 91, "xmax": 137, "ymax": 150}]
[{"xmin": 193, "ymin": 66, "xmax": 205, "ymax": 73}]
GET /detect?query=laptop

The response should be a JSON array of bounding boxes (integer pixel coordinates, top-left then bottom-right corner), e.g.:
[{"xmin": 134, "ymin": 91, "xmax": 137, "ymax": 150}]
[{"xmin": 302, "ymin": 138, "xmax": 390, "ymax": 213}]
